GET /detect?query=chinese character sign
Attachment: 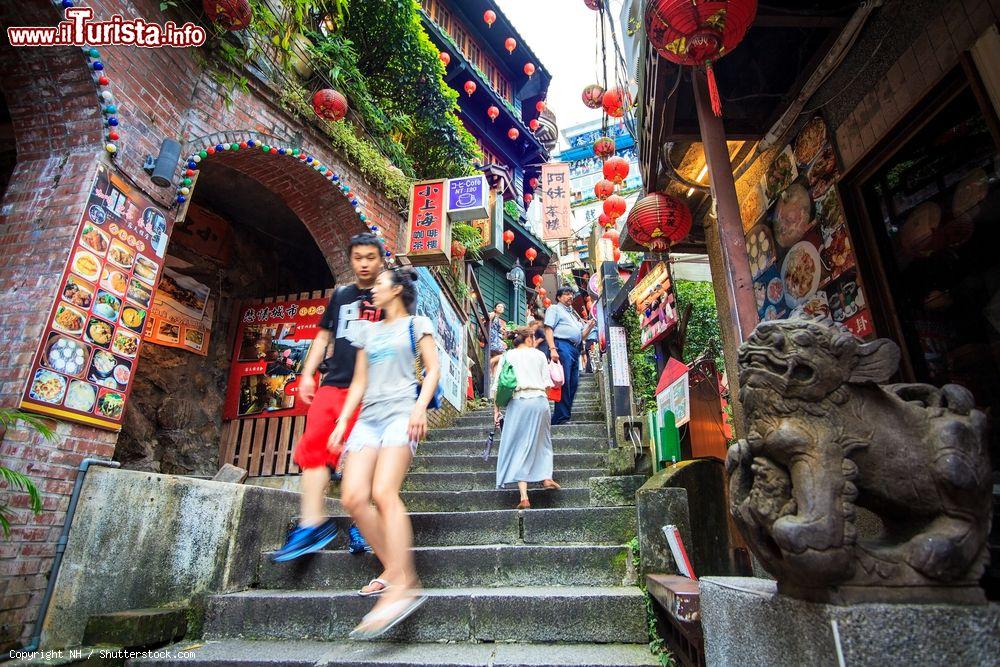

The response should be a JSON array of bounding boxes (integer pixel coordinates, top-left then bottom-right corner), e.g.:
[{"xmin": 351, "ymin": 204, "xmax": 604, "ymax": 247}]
[
  {"xmin": 404, "ymin": 179, "xmax": 451, "ymax": 267},
  {"xmin": 540, "ymin": 162, "xmax": 572, "ymax": 240},
  {"xmin": 446, "ymin": 174, "xmax": 489, "ymax": 222}
]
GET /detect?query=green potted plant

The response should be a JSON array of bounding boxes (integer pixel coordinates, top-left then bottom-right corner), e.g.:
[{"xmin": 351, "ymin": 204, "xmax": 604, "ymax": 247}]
[
  {"xmin": 451, "ymin": 223, "xmax": 487, "ymax": 263},
  {"xmin": 0, "ymin": 409, "xmax": 51, "ymax": 538}
]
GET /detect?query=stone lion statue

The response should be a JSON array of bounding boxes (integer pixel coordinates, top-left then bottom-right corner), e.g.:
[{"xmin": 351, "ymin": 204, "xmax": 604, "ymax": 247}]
[{"xmin": 727, "ymin": 319, "xmax": 991, "ymax": 604}]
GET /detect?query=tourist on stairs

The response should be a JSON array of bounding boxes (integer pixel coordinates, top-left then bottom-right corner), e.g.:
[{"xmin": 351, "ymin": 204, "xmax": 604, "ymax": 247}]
[
  {"xmin": 543, "ymin": 287, "xmax": 596, "ymax": 425},
  {"xmin": 330, "ymin": 267, "xmax": 440, "ymax": 640},
  {"xmin": 494, "ymin": 326, "xmax": 558, "ymax": 510}
]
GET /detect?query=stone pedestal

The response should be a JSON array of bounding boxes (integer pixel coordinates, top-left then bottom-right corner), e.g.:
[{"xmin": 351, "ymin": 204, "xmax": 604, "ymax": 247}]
[{"xmin": 701, "ymin": 577, "xmax": 1000, "ymax": 667}]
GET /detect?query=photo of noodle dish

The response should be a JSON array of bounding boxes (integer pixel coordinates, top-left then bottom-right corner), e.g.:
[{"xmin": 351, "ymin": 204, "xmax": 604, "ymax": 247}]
[{"xmin": 781, "ymin": 241, "xmax": 822, "ymax": 307}]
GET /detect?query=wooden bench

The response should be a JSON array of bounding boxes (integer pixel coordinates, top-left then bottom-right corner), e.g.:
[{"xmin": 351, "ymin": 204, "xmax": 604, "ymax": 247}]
[{"xmin": 646, "ymin": 574, "xmax": 704, "ymax": 667}]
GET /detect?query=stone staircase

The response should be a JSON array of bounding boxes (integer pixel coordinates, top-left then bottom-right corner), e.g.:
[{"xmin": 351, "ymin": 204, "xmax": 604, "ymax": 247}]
[{"xmin": 135, "ymin": 375, "xmax": 658, "ymax": 666}]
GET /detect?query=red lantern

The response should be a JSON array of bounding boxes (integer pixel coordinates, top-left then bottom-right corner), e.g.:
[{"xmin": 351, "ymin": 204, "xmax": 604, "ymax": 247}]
[
  {"xmin": 582, "ymin": 84, "xmax": 605, "ymax": 109},
  {"xmin": 543, "ymin": 297, "xmax": 552, "ymax": 307},
  {"xmin": 602, "ymin": 229, "xmax": 620, "ymax": 246},
  {"xmin": 598, "ymin": 213, "xmax": 614, "ymax": 229},
  {"xmin": 439, "ymin": 51, "xmax": 451, "ymax": 66},
  {"xmin": 603, "ymin": 156, "xmax": 630, "ymax": 184},
  {"xmin": 536, "ymin": 100, "xmax": 547, "ymax": 113},
  {"xmin": 312, "ymin": 89, "xmax": 348, "ymax": 121},
  {"xmin": 593, "ymin": 136, "xmax": 616, "ymax": 159},
  {"xmin": 505, "ymin": 37, "xmax": 517, "ymax": 54},
  {"xmin": 529, "ymin": 177, "xmax": 540, "ymax": 189},
  {"xmin": 613, "ymin": 247, "xmax": 622, "ymax": 262},
  {"xmin": 625, "ymin": 192, "xmax": 693, "ymax": 251},
  {"xmin": 532, "ymin": 274, "xmax": 543, "ymax": 287},
  {"xmin": 487, "ymin": 106, "xmax": 500, "ymax": 122},
  {"xmin": 503, "ymin": 230, "xmax": 515, "ymax": 246},
  {"xmin": 524, "ymin": 62, "xmax": 536, "ymax": 78},
  {"xmin": 508, "ymin": 128, "xmax": 520, "ymax": 141},
  {"xmin": 529, "ymin": 119, "xmax": 540, "ymax": 131},
  {"xmin": 464, "ymin": 81, "xmax": 477, "ymax": 97},
  {"xmin": 525, "ymin": 248, "xmax": 538, "ymax": 264},
  {"xmin": 452, "ymin": 240, "xmax": 467, "ymax": 259},
  {"xmin": 594, "ymin": 179, "xmax": 615, "ymax": 200},
  {"xmin": 602, "ymin": 87, "xmax": 632, "ymax": 118},
  {"xmin": 604, "ymin": 194, "xmax": 627, "ymax": 220},
  {"xmin": 524, "ymin": 193, "xmax": 533, "ymax": 205},
  {"xmin": 537, "ymin": 287, "xmax": 547, "ymax": 298},
  {"xmin": 645, "ymin": 0, "xmax": 758, "ymax": 117},
  {"xmin": 483, "ymin": 9, "xmax": 496, "ymax": 27},
  {"xmin": 203, "ymin": 0, "xmax": 252, "ymax": 31},
  {"xmin": 584, "ymin": 0, "xmax": 603, "ymax": 8}
]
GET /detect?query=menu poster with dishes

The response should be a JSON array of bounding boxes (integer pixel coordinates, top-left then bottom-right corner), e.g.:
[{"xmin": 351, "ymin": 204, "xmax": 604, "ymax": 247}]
[
  {"xmin": 20, "ymin": 164, "xmax": 173, "ymax": 431},
  {"xmin": 222, "ymin": 298, "xmax": 329, "ymax": 420},
  {"xmin": 144, "ymin": 261, "xmax": 213, "ymax": 356},
  {"xmin": 743, "ymin": 117, "xmax": 874, "ymax": 340}
]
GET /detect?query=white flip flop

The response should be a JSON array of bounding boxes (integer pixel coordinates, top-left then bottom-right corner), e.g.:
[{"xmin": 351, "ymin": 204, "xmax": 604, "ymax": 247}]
[
  {"xmin": 349, "ymin": 594, "xmax": 428, "ymax": 641},
  {"xmin": 358, "ymin": 578, "xmax": 390, "ymax": 597}
]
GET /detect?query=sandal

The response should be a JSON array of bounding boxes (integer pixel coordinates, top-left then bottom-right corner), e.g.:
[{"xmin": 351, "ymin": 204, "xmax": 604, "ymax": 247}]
[
  {"xmin": 349, "ymin": 593, "xmax": 428, "ymax": 641},
  {"xmin": 542, "ymin": 479, "xmax": 561, "ymax": 490},
  {"xmin": 516, "ymin": 499, "xmax": 531, "ymax": 510},
  {"xmin": 358, "ymin": 578, "xmax": 390, "ymax": 597}
]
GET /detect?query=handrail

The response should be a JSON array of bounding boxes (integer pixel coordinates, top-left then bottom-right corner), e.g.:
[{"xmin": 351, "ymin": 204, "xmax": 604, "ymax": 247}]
[{"xmin": 466, "ymin": 264, "xmax": 492, "ymax": 398}]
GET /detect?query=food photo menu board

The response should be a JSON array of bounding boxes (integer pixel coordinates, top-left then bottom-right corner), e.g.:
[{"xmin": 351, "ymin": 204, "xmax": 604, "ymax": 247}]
[
  {"xmin": 742, "ymin": 117, "xmax": 875, "ymax": 340},
  {"xmin": 20, "ymin": 164, "xmax": 173, "ymax": 430}
]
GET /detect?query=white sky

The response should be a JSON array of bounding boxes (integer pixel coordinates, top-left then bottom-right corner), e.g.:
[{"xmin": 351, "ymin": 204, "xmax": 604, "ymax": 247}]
[{"xmin": 494, "ymin": 0, "xmax": 626, "ymax": 146}]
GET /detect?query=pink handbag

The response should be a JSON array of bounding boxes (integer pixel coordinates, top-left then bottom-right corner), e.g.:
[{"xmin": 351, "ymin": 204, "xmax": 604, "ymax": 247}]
[{"xmin": 549, "ymin": 359, "xmax": 565, "ymax": 388}]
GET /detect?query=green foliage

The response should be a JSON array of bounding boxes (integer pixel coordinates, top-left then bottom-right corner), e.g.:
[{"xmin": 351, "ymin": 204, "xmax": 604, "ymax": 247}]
[
  {"xmin": 674, "ymin": 280, "xmax": 724, "ymax": 372},
  {"xmin": 623, "ymin": 307, "xmax": 658, "ymax": 415},
  {"xmin": 0, "ymin": 409, "xmax": 52, "ymax": 539},
  {"xmin": 504, "ymin": 199, "xmax": 520, "ymax": 220},
  {"xmin": 451, "ymin": 223, "xmax": 486, "ymax": 262}
]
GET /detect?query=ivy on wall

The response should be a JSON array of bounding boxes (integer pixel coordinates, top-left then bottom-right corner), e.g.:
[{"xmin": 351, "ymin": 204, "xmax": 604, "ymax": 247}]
[{"xmin": 674, "ymin": 280, "xmax": 724, "ymax": 372}]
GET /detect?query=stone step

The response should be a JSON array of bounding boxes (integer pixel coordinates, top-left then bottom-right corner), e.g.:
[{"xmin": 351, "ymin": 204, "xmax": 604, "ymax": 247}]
[
  {"xmin": 202, "ymin": 586, "xmax": 649, "ymax": 644},
  {"xmin": 452, "ymin": 413, "xmax": 605, "ymax": 426},
  {"xmin": 401, "ymin": 487, "xmax": 602, "ymax": 512},
  {"xmin": 401, "ymin": 468, "xmax": 606, "ymax": 492},
  {"xmin": 131, "ymin": 639, "xmax": 661, "ymax": 666},
  {"xmin": 418, "ymin": 437, "xmax": 607, "ymax": 456},
  {"xmin": 258, "ymin": 544, "xmax": 630, "ymax": 590},
  {"xmin": 410, "ymin": 452, "xmax": 607, "ymax": 473},
  {"xmin": 426, "ymin": 423, "xmax": 606, "ymax": 441}
]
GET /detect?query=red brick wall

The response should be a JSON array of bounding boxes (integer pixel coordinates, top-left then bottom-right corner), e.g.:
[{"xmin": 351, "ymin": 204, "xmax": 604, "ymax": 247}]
[{"xmin": 0, "ymin": 0, "xmax": 404, "ymax": 649}]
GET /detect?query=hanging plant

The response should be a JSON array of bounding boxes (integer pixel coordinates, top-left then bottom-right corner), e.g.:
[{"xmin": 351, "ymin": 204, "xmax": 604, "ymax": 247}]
[{"xmin": 451, "ymin": 223, "xmax": 487, "ymax": 261}]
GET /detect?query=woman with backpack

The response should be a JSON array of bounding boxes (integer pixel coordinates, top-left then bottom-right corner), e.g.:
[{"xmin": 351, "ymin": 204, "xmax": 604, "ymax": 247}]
[
  {"xmin": 494, "ymin": 326, "xmax": 559, "ymax": 510},
  {"xmin": 329, "ymin": 267, "xmax": 440, "ymax": 640}
]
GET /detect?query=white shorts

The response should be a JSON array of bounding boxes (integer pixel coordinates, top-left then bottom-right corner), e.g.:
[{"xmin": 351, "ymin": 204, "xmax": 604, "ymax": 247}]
[{"xmin": 345, "ymin": 400, "xmax": 418, "ymax": 455}]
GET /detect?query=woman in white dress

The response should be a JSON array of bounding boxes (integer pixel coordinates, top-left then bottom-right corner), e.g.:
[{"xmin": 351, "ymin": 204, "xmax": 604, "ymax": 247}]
[{"xmin": 494, "ymin": 326, "xmax": 559, "ymax": 509}]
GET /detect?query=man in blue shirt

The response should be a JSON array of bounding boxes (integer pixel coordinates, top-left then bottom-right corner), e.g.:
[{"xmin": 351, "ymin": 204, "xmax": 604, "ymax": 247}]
[{"xmin": 544, "ymin": 287, "xmax": 595, "ymax": 425}]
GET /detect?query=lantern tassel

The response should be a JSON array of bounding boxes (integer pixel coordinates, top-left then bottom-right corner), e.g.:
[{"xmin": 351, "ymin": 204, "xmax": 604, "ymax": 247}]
[{"xmin": 706, "ymin": 61, "xmax": 722, "ymax": 117}]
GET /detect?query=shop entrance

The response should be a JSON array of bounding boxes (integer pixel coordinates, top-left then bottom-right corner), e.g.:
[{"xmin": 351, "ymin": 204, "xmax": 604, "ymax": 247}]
[{"xmin": 117, "ymin": 159, "xmax": 335, "ymax": 475}]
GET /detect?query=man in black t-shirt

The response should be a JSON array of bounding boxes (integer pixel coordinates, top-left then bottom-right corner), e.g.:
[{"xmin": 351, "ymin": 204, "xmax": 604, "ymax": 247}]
[{"xmin": 272, "ymin": 233, "xmax": 384, "ymax": 562}]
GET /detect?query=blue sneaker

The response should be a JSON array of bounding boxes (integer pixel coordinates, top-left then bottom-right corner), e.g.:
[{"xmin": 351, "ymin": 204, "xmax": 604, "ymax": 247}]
[
  {"xmin": 271, "ymin": 519, "xmax": 339, "ymax": 562},
  {"xmin": 348, "ymin": 524, "xmax": 373, "ymax": 554}
]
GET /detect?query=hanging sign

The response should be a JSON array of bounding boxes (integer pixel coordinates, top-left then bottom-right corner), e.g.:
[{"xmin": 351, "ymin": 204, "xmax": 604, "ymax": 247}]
[
  {"xmin": 222, "ymin": 297, "xmax": 330, "ymax": 419},
  {"xmin": 470, "ymin": 190, "xmax": 500, "ymax": 251},
  {"xmin": 414, "ymin": 268, "xmax": 467, "ymax": 410},
  {"xmin": 144, "ymin": 261, "xmax": 213, "ymax": 356},
  {"xmin": 656, "ymin": 357, "xmax": 691, "ymax": 427},
  {"xmin": 20, "ymin": 164, "xmax": 173, "ymax": 431},
  {"xmin": 403, "ymin": 178, "xmax": 452, "ymax": 267},
  {"xmin": 541, "ymin": 162, "xmax": 573, "ymax": 240},
  {"xmin": 446, "ymin": 174, "xmax": 489, "ymax": 222},
  {"xmin": 630, "ymin": 262, "xmax": 679, "ymax": 349},
  {"xmin": 609, "ymin": 325, "xmax": 631, "ymax": 386}
]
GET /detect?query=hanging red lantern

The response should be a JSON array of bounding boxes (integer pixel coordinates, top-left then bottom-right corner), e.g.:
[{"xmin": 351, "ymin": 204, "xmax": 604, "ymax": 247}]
[
  {"xmin": 645, "ymin": 0, "xmax": 758, "ymax": 117},
  {"xmin": 508, "ymin": 127, "xmax": 520, "ymax": 141},
  {"xmin": 312, "ymin": 89, "xmax": 348, "ymax": 121},
  {"xmin": 464, "ymin": 80, "xmax": 477, "ymax": 97},
  {"xmin": 594, "ymin": 179, "xmax": 615, "ymax": 200},
  {"xmin": 525, "ymin": 248, "xmax": 538, "ymax": 264},
  {"xmin": 203, "ymin": 0, "xmax": 252, "ymax": 31},
  {"xmin": 532, "ymin": 274, "xmax": 543, "ymax": 287},
  {"xmin": 592, "ymin": 136, "xmax": 616, "ymax": 159},
  {"xmin": 524, "ymin": 193, "xmax": 533, "ymax": 206},
  {"xmin": 483, "ymin": 9, "xmax": 496, "ymax": 27},
  {"xmin": 439, "ymin": 51, "xmax": 451, "ymax": 66},
  {"xmin": 503, "ymin": 230, "xmax": 515, "ymax": 246},
  {"xmin": 603, "ymin": 155, "xmax": 630, "ymax": 184},
  {"xmin": 529, "ymin": 119, "xmax": 540, "ymax": 131},
  {"xmin": 613, "ymin": 247, "xmax": 622, "ymax": 262},
  {"xmin": 582, "ymin": 84, "xmax": 605, "ymax": 109},
  {"xmin": 452, "ymin": 240, "xmax": 467, "ymax": 259},
  {"xmin": 584, "ymin": 0, "xmax": 603, "ymax": 9},
  {"xmin": 626, "ymin": 192, "xmax": 693, "ymax": 251},
  {"xmin": 602, "ymin": 229, "xmax": 620, "ymax": 246},
  {"xmin": 604, "ymin": 194, "xmax": 627, "ymax": 220},
  {"xmin": 529, "ymin": 177, "xmax": 540, "ymax": 189},
  {"xmin": 505, "ymin": 37, "xmax": 517, "ymax": 54},
  {"xmin": 523, "ymin": 62, "xmax": 536, "ymax": 78},
  {"xmin": 543, "ymin": 297, "xmax": 552, "ymax": 308},
  {"xmin": 602, "ymin": 87, "xmax": 633, "ymax": 118},
  {"xmin": 537, "ymin": 287, "xmax": 547, "ymax": 298},
  {"xmin": 598, "ymin": 213, "xmax": 614, "ymax": 229},
  {"xmin": 487, "ymin": 106, "xmax": 500, "ymax": 122},
  {"xmin": 536, "ymin": 100, "xmax": 547, "ymax": 113}
]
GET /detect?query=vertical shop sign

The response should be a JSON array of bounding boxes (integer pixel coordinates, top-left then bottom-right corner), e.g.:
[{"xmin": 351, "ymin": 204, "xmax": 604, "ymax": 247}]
[
  {"xmin": 609, "ymin": 326, "xmax": 631, "ymax": 386},
  {"xmin": 629, "ymin": 261, "xmax": 679, "ymax": 348},
  {"xmin": 403, "ymin": 179, "xmax": 451, "ymax": 267},
  {"xmin": 541, "ymin": 162, "xmax": 572, "ymax": 240},
  {"xmin": 20, "ymin": 164, "xmax": 173, "ymax": 431},
  {"xmin": 446, "ymin": 174, "xmax": 489, "ymax": 222}
]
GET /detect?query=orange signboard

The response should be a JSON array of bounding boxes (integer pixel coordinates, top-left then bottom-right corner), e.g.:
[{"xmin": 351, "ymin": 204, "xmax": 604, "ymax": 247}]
[{"xmin": 403, "ymin": 178, "xmax": 452, "ymax": 266}]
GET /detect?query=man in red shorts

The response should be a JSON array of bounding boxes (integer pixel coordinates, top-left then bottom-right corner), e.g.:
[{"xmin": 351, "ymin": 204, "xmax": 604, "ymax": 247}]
[{"xmin": 272, "ymin": 233, "xmax": 384, "ymax": 561}]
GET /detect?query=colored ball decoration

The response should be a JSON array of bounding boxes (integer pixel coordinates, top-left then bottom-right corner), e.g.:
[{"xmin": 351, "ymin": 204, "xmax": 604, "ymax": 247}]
[
  {"xmin": 582, "ymin": 84, "xmax": 605, "ymax": 109},
  {"xmin": 523, "ymin": 62, "xmax": 536, "ymax": 78},
  {"xmin": 202, "ymin": 0, "xmax": 252, "ymax": 31},
  {"xmin": 645, "ymin": 0, "xmax": 758, "ymax": 117},
  {"xmin": 598, "ymin": 213, "xmax": 614, "ymax": 229},
  {"xmin": 536, "ymin": 100, "xmax": 546, "ymax": 113},
  {"xmin": 594, "ymin": 179, "xmax": 615, "ymax": 200},
  {"xmin": 505, "ymin": 37, "xmax": 517, "ymax": 54},
  {"xmin": 483, "ymin": 9, "xmax": 496, "ymax": 27},
  {"xmin": 525, "ymin": 248, "xmax": 538, "ymax": 264},
  {"xmin": 603, "ymin": 194, "xmax": 627, "ymax": 220},
  {"xmin": 439, "ymin": 51, "xmax": 451, "ymax": 66},
  {"xmin": 464, "ymin": 80, "xmax": 477, "ymax": 97},
  {"xmin": 584, "ymin": 0, "xmax": 603, "ymax": 9},
  {"xmin": 487, "ymin": 105, "xmax": 500, "ymax": 122},
  {"xmin": 503, "ymin": 230, "xmax": 515, "ymax": 246},
  {"xmin": 603, "ymin": 155, "xmax": 630, "ymax": 184},
  {"xmin": 592, "ymin": 136, "xmax": 616, "ymax": 159},
  {"xmin": 529, "ymin": 119, "xmax": 540, "ymax": 131},
  {"xmin": 508, "ymin": 127, "xmax": 520, "ymax": 141},
  {"xmin": 625, "ymin": 192, "xmax": 693, "ymax": 251},
  {"xmin": 312, "ymin": 88, "xmax": 348, "ymax": 121},
  {"xmin": 532, "ymin": 274, "xmax": 543, "ymax": 287},
  {"xmin": 602, "ymin": 87, "xmax": 633, "ymax": 118}
]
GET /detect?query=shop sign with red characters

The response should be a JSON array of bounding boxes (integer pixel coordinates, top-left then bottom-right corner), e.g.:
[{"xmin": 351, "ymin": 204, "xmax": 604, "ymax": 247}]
[
  {"xmin": 402, "ymin": 178, "xmax": 452, "ymax": 267},
  {"xmin": 222, "ymin": 297, "xmax": 329, "ymax": 420}
]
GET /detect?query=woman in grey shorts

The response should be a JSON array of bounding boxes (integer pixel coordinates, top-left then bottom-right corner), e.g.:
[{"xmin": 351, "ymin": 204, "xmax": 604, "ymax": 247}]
[{"xmin": 330, "ymin": 267, "xmax": 440, "ymax": 640}]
